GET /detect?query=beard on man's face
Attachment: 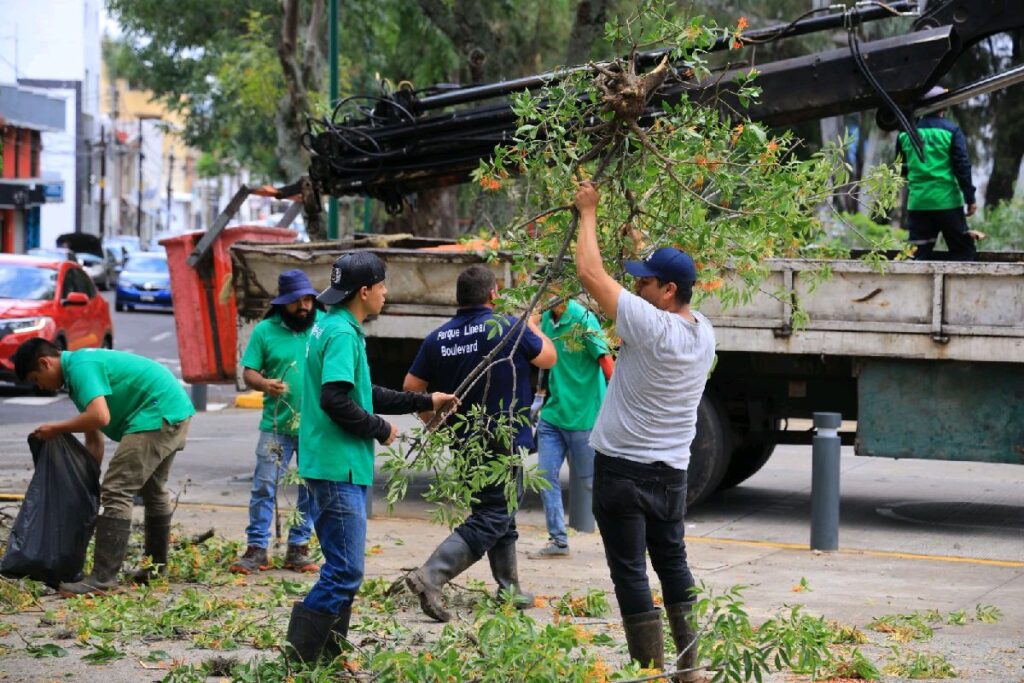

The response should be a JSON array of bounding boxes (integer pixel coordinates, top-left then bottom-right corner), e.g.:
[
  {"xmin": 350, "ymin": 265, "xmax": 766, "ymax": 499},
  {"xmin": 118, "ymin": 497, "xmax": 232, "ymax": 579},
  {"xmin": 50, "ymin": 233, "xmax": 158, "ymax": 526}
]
[{"xmin": 278, "ymin": 305, "xmax": 315, "ymax": 331}]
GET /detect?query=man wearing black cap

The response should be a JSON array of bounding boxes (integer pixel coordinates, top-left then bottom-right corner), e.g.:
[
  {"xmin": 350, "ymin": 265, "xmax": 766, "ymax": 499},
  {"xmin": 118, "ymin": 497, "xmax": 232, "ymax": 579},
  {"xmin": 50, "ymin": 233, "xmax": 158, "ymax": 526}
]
[
  {"xmin": 230, "ymin": 269, "xmax": 321, "ymax": 576},
  {"xmin": 574, "ymin": 182, "xmax": 715, "ymax": 681},
  {"xmin": 285, "ymin": 251, "xmax": 457, "ymax": 664}
]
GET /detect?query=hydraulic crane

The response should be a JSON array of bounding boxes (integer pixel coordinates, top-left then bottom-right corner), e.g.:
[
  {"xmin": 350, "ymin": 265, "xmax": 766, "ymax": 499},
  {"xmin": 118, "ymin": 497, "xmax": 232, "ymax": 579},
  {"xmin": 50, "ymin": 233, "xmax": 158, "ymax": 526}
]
[{"xmin": 303, "ymin": 0, "xmax": 1024, "ymax": 213}]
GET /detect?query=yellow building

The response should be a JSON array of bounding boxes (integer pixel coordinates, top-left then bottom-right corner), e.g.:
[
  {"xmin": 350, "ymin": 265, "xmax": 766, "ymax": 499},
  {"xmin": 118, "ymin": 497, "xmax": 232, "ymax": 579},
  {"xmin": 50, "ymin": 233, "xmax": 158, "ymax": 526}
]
[{"xmin": 98, "ymin": 62, "xmax": 200, "ymax": 243}]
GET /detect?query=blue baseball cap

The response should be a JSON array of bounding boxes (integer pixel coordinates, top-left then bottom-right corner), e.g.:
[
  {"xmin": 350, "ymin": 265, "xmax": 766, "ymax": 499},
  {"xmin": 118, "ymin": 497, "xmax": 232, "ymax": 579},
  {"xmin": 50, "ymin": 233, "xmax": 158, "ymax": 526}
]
[
  {"xmin": 624, "ymin": 247, "xmax": 697, "ymax": 287},
  {"xmin": 271, "ymin": 269, "xmax": 319, "ymax": 305}
]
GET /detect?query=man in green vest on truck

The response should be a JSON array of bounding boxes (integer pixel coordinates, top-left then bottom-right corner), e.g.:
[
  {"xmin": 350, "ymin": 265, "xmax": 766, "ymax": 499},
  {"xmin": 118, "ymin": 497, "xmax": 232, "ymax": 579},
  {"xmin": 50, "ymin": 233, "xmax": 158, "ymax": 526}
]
[{"xmin": 897, "ymin": 86, "xmax": 981, "ymax": 261}]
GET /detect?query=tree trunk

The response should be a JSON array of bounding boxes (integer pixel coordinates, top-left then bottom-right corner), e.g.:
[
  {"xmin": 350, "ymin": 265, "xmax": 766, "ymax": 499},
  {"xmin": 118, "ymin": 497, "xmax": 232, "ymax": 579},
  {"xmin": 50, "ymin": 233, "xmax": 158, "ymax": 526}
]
[
  {"xmin": 566, "ymin": 0, "xmax": 608, "ymax": 65},
  {"xmin": 275, "ymin": 0, "xmax": 324, "ymax": 182},
  {"xmin": 984, "ymin": 30, "xmax": 1024, "ymax": 207},
  {"xmin": 381, "ymin": 188, "xmax": 459, "ymax": 238}
]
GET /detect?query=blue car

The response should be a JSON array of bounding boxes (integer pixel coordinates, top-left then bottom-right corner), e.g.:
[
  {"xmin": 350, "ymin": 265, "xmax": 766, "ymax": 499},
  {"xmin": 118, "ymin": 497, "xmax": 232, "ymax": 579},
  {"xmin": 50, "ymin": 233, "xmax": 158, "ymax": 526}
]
[{"xmin": 115, "ymin": 252, "xmax": 173, "ymax": 312}]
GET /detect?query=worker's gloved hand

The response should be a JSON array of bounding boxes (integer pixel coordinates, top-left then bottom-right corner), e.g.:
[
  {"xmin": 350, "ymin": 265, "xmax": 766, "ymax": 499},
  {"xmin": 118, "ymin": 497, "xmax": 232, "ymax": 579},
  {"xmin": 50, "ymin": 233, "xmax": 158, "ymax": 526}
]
[{"xmin": 530, "ymin": 394, "xmax": 545, "ymax": 422}]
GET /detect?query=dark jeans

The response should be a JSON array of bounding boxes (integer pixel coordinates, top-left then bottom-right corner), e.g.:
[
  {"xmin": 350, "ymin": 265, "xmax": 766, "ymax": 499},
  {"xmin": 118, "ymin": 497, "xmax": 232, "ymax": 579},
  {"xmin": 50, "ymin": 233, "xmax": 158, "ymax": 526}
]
[
  {"xmin": 301, "ymin": 478, "xmax": 367, "ymax": 615},
  {"xmin": 593, "ymin": 451, "xmax": 694, "ymax": 616},
  {"xmin": 907, "ymin": 208, "xmax": 977, "ymax": 261},
  {"xmin": 454, "ymin": 469, "xmax": 524, "ymax": 558}
]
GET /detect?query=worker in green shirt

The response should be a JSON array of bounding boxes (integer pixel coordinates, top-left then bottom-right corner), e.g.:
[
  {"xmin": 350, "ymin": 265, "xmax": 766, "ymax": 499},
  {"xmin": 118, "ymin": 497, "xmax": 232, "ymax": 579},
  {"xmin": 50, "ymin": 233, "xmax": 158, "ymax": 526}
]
[
  {"xmin": 896, "ymin": 86, "xmax": 980, "ymax": 261},
  {"xmin": 13, "ymin": 340, "xmax": 195, "ymax": 595},
  {"xmin": 284, "ymin": 252, "xmax": 456, "ymax": 664},
  {"xmin": 230, "ymin": 270, "xmax": 321, "ymax": 576},
  {"xmin": 529, "ymin": 297, "xmax": 613, "ymax": 559}
]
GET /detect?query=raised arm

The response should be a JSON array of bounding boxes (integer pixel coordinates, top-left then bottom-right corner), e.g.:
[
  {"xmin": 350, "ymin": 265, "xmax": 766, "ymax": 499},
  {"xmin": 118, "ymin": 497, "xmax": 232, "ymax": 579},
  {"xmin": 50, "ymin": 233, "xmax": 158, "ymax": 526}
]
[{"xmin": 574, "ymin": 182, "xmax": 623, "ymax": 320}]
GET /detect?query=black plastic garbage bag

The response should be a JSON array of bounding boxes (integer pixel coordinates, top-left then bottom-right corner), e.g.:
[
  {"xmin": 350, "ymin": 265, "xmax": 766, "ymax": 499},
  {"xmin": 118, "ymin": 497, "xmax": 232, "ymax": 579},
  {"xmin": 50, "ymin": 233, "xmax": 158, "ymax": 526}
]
[{"xmin": 0, "ymin": 434, "xmax": 100, "ymax": 588}]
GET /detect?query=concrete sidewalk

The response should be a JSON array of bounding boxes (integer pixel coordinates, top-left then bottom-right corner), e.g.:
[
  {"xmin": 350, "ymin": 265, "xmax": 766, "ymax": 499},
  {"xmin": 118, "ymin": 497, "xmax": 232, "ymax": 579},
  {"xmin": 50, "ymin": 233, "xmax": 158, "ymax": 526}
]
[{"xmin": 1, "ymin": 407, "xmax": 1022, "ymax": 680}]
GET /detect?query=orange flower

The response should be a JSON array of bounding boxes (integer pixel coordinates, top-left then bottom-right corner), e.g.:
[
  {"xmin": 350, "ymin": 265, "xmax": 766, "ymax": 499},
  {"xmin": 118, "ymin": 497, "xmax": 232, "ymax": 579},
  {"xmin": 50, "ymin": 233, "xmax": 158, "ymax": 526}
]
[
  {"xmin": 731, "ymin": 39, "xmax": 743, "ymax": 50},
  {"xmin": 478, "ymin": 176, "xmax": 502, "ymax": 192},
  {"xmin": 737, "ymin": 16, "xmax": 749, "ymax": 32},
  {"xmin": 766, "ymin": 140, "xmax": 779, "ymax": 154},
  {"xmin": 694, "ymin": 154, "xmax": 708, "ymax": 167},
  {"xmin": 698, "ymin": 278, "xmax": 724, "ymax": 292}
]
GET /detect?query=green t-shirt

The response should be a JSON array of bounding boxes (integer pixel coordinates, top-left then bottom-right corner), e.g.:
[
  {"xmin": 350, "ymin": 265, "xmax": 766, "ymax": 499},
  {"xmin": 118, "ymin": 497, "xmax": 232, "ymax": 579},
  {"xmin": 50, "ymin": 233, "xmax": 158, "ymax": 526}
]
[
  {"xmin": 540, "ymin": 300, "xmax": 610, "ymax": 431},
  {"xmin": 241, "ymin": 310, "xmax": 321, "ymax": 436},
  {"xmin": 298, "ymin": 306, "xmax": 375, "ymax": 484},
  {"xmin": 61, "ymin": 349, "xmax": 195, "ymax": 442}
]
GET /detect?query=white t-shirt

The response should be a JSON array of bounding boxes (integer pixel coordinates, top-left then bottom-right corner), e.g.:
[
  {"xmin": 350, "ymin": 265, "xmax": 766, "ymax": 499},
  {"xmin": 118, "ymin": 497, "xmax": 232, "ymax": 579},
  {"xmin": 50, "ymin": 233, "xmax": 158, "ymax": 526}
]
[{"xmin": 589, "ymin": 290, "xmax": 716, "ymax": 470}]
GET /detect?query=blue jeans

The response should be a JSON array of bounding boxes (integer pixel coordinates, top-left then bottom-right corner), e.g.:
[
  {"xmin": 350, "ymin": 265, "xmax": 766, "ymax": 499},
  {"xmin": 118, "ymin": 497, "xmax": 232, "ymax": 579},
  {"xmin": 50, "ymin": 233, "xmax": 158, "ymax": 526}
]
[
  {"xmin": 302, "ymin": 479, "xmax": 367, "ymax": 615},
  {"xmin": 245, "ymin": 431, "xmax": 315, "ymax": 548},
  {"xmin": 536, "ymin": 419, "xmax": 595, "ymax": 547}
]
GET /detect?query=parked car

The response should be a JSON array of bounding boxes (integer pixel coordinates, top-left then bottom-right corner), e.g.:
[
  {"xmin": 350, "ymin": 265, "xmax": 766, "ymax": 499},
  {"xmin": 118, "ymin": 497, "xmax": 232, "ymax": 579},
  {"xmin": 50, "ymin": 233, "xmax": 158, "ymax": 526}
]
[
  {"xmin": 77, "ymin": 252, "xmax": 116, "ymax": 290},
  {"xmin": 0, "ymin": 255, "xmax": 113, "ymax": 384},
  {"xmin": 115, "ymin": 251, "xmax": 172, "ymax": 311}
]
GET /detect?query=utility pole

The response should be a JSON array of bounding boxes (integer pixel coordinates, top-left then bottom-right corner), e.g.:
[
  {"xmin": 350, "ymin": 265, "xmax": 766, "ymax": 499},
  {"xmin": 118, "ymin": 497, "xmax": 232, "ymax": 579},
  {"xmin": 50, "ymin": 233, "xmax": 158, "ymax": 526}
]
[
  {"xmin": 166, "ymin": 150, "xmax": 174, "ymax": 234},
  {"xmin": 136, "ymin": 117, "xmax": 144, "ymax": 238},
  {"xmin": 98, "ymin": 126, "xmax": 107, "ymax": 237},
  {"xmin": 327, "ymin": 0, "xmax": 340, "ymax": 239}
]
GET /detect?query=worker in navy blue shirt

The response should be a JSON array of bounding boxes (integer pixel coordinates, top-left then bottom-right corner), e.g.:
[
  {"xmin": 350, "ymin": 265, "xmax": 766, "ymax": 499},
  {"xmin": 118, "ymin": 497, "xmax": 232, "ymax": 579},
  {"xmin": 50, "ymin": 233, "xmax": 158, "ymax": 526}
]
[{"xmin": 402, "ymin": 264, "xmax": 557, "ymax": 622}]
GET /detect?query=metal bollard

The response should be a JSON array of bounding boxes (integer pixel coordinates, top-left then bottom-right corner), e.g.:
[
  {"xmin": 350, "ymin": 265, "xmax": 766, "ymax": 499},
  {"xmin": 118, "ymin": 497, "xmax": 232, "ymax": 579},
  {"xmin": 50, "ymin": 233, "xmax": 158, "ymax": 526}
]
[
  {"xmin": 568, "ymin": 465, "xmax": 595, "ymax": 533},
  {"xmin": 365, "ymin": 486, "xmax": 374, "ymax": 519},
  {"xmin": 190, "ymin": 383, "xmax": 208, "ymax": 412},
  {"xmin": 810, "ymin": 412, "xmax": 842, "ymax": 551}
]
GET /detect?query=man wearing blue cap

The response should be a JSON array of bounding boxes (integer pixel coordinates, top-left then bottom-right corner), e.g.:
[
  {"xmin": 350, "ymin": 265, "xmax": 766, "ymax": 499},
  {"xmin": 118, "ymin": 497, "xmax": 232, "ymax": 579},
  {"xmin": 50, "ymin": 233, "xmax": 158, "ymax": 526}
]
[
  {"xmin": 285, "ymin": 251, "xmax": 457, "ymax": 663},
  {"xmin": 230, "ymin": 269, "xmax": 322, "ymax": 575},
  {"xmin": 574, "ymin": 182, "xmax": 715, "ymax": 681}
]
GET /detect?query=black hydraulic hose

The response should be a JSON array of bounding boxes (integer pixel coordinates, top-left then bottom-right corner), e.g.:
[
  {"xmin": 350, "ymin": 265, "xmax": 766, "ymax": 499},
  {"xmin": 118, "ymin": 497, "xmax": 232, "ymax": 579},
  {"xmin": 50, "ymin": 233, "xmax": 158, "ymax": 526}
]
[{"xmin": 845, "ymin": 6, "xmax": 925, "ymax": 160}]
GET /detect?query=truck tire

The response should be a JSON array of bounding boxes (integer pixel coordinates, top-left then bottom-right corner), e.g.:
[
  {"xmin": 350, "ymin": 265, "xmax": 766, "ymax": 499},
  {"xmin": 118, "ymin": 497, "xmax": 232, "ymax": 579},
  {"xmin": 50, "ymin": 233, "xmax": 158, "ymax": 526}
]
[
  {"xmin": 718, "ymin": 439, "xmax": 776, "ymax": 491},
  {"xmin": 687, "ymin": 393, "xmax": 732, "ymax": 507}
]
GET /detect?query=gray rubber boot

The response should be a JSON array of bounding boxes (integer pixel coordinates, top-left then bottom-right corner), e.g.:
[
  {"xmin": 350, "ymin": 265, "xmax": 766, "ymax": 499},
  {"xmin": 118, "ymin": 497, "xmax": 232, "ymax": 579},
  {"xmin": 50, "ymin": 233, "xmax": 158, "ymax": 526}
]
[
  {"xmin": 130, "ymin": 513, "xmax": 172, "ymax": 584},
  {"xmin": 666, "ymin": 600, "xmax": 702, "ymax": 682},
  {"xmin": 487, "ymin": 541, "xmax": 533, "ymax": 609},
  {"xmin": 285, "ymin": 601, "xmax": 343, "ymax": 664},
  {"xmin": 59, "ymin": 516, "xmax": 132, "ymax": 595},
  {"xmin": 405, "ymin": 531, "xmax": 480, "ymax": 622},
  {"xmin": 623, "ymin": 609, "xmax": 665, "ymax": 670}
]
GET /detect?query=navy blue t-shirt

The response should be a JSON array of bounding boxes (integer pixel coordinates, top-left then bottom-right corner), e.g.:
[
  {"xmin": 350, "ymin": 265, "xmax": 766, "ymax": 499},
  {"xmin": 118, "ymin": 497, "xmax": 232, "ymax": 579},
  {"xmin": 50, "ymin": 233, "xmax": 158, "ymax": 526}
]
[{"xmin": 408, "ymin": 306, "xmax": 543, "ymax": 451}]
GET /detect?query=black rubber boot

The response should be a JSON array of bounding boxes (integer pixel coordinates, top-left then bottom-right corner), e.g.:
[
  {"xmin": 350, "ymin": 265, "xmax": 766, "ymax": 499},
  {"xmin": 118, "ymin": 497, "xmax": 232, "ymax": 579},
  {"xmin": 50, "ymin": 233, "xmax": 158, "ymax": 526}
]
[
  {"xmin": 285, "ymin": 601, "xmax": 343, "ymax": 664},
  {"xmin": 322, "ymin": 604, "xmax": 353, "ymax": 662},
  {"xmin": 622, "ymin": 609, "xmax": 665, "ymax": 670},
  {"xmin": 666, "ymin": 600, "xmax": 702, "ymax": 682},
  {"xmin": 130, "ymin": 514, "xmax": 172, "ymax": 584},
  {"xmin": 405, "ymin": 531, "xmax": 480, "ymax": 622},
  {"xmin": 59, "ymin": 516, "xmax": 132, "ymax": 595},
  {"xmin": 487, "ymin": 541, "xmax": 533, "ymax": 609}
]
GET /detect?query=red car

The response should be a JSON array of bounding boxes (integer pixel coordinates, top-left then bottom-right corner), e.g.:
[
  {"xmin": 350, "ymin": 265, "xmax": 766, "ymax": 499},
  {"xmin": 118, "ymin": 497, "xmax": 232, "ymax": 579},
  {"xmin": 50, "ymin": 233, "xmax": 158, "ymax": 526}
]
[{"xmin": 0, "ymin": 254, "xmax": 113, "ymax": 383}]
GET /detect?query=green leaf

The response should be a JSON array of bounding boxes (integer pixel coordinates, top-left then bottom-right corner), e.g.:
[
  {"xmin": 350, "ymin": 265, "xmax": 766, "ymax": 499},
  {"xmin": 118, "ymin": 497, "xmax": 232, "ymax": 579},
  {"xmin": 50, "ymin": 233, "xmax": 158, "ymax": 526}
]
[{"xmin": 26, "ymin": 643, "xmax": 68, "ymax": 658}]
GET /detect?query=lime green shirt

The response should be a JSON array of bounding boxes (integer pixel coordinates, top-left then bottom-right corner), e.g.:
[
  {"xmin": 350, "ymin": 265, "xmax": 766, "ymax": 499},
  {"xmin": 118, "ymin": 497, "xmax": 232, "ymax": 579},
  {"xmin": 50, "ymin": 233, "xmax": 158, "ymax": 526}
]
[
  {"xmin": 298, "ymin": 306, "xmax": 375, "ymax": 484},
  {"xmin": 540, "ymin": 300, "xmax": 610, "ymax": 431},
  {"xmin": 61, "ymin": 349, "xmax": 195, "ymax": 442},
  {"xmin": 241, "ymin": 310, "xmax": 321, "ymax": 436}
]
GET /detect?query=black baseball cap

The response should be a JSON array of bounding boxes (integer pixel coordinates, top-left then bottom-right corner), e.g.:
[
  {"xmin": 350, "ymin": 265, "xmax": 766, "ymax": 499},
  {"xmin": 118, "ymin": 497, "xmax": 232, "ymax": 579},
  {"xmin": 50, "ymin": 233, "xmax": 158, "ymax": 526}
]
[
  {"xmin": 317, "ymin": 251, "xmax": 386, "ymax": 306},
  {"xmin": 624, "ymin": 247, "xmax": 698, "ymax": 287}
]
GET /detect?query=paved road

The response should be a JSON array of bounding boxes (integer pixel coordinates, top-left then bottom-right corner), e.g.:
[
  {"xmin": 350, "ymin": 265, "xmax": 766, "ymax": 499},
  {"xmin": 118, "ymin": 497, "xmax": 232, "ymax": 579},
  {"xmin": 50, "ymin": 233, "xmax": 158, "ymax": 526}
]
[
  {"xmin": 2, "ymin": 293, "xmax": 1022, "ymax": 566},
  {"xmin": 0, "ymin": 290, "xmax": 237, "ymax": 427}
]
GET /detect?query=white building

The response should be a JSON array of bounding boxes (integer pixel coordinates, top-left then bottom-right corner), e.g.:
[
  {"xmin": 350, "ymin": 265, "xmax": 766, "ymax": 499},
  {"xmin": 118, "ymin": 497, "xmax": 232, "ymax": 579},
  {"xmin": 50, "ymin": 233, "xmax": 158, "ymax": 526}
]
[{"xmin": 0, "ymin": 0, "xmax": 102, "ymax": 250}]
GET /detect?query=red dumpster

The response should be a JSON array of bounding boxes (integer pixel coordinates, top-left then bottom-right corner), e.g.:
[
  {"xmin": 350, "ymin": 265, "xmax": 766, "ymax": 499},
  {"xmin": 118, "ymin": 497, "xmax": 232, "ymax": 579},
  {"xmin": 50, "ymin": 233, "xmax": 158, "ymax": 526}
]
[{"xmin": 160, "ymin": 226, "xmax": 296, "ymax": 383}]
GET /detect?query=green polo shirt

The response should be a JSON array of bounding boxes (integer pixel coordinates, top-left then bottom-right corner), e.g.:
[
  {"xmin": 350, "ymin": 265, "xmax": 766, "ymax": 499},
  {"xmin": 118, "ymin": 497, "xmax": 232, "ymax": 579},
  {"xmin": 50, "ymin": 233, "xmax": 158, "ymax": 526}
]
[
  {"xmin": 540, "ymin": 299, "xmax": 610, "ymax": 431},
  {"xmin": 241, "ymin": 310, "xmax": 321, "ymax": 436},
  {"xmin": 298, "ymin": 306, "xmax": 375, "ymax": 484},
  {"xmin": 61, "ymin": 349, "xmax": 195, "ymax": 442}
]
